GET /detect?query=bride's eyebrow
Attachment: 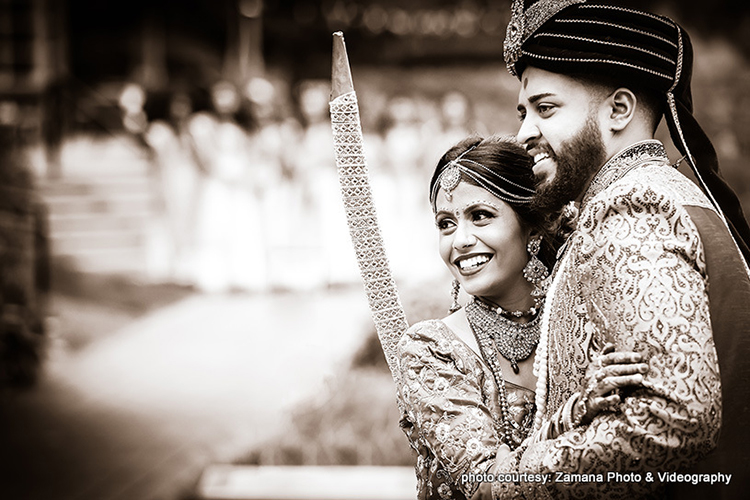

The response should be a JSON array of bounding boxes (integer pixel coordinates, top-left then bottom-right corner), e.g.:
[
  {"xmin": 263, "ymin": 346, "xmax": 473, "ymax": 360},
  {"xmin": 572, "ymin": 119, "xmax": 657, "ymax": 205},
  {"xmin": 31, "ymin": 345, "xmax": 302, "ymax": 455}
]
[
  {"xmin": 435, "ymin": 201, "xmax": 502, "ymax": 219},
  {"xmin": 459, "ymin": 200, "xmax": 502, "ymax": 212}
]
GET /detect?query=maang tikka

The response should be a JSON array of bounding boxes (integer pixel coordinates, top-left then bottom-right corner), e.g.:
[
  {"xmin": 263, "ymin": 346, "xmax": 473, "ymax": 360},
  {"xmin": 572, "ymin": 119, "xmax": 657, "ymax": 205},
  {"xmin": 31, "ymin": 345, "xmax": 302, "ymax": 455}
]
[
  {"xmin": 437, "ymin": 145, "xmax": 478, "ymax": 201},
  {"xmin": 523, "ymin": 235, "xmax": 549, "ymax": 306}
]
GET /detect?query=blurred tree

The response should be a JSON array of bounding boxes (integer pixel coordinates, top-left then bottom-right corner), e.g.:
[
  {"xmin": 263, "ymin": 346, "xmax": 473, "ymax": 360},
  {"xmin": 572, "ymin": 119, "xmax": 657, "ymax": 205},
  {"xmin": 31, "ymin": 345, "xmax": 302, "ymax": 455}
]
[{"xmin": 0, "ymin": 127, "xmax": 50, "ymax": 389}]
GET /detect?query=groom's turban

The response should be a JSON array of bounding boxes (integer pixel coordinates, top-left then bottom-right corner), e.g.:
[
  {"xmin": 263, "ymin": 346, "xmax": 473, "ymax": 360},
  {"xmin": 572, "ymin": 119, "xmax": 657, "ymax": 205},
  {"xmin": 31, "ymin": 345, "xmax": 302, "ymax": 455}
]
[{"xmin": 504, "ymin": 0, "xmax": 750, "ymax": 264}]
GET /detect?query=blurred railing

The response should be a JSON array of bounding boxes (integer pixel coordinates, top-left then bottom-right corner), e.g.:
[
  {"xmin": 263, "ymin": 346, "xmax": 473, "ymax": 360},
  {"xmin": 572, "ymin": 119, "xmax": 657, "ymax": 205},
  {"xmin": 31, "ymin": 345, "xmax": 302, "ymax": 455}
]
[{"xmin": 196, "ymin": 465, "xmax": 416, "ymax": 500}]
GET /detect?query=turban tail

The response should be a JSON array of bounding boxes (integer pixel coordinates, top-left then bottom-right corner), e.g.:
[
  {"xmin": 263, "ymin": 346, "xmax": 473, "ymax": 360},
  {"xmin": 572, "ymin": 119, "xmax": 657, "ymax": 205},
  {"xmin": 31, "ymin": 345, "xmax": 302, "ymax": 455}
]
[{"xmin": 506, "ymin": 1, "xmax": 750, "ymax": 266}]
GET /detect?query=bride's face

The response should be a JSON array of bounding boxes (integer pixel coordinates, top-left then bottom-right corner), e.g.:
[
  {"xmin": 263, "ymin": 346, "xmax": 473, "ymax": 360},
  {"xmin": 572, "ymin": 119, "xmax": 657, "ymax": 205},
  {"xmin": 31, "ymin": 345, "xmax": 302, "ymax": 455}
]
[{"xmin": 435, "ymin": 182, "xmax": 531, "ymax": 306}]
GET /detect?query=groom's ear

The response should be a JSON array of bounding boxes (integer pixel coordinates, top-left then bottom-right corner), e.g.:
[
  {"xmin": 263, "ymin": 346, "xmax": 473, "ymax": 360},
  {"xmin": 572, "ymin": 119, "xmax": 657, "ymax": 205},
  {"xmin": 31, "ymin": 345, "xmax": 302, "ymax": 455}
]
[{"xmin": 606, "ymin": 88, "xmax": 637, "ymax": 132}]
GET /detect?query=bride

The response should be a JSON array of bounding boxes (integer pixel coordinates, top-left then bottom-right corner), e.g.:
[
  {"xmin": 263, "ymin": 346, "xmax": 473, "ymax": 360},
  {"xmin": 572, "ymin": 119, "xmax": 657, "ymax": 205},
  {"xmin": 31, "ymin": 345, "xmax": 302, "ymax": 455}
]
[{"xmin": 396, "ymin": 136, "xmax": 649, "ymax": 499}]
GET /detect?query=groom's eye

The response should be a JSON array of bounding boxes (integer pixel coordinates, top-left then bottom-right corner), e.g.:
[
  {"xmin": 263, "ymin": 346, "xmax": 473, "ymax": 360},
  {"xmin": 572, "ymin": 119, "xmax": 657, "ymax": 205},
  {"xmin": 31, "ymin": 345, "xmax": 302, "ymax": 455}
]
[{"xmin": 537, "ymin": 104, "xmax": 555, "ymax": 116}]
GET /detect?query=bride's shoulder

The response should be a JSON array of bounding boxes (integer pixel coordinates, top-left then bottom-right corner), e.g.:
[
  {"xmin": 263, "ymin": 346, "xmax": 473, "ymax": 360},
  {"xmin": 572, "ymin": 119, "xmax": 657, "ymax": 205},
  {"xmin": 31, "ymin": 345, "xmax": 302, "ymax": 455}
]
[
  {"xmin": 399, "ymin": 309, "xmax": 477, "ymax": 355},
  {"xmin": 401, "ymin": 318, "xmax": 448, "ymax": 343},
  {"xmin": 440, "ymin": 308, "xmax": 467, "ymax": 334},
  {"xmin": 401, "ymin": 309, "xmax": 465, "ymax": 341}
]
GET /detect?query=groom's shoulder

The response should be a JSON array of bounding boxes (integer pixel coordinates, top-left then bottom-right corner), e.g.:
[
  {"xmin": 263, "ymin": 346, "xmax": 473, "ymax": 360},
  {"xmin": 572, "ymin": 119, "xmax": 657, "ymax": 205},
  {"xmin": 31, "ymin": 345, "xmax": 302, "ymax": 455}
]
[{"xmin": 604, "ymin": 163, "xmax": 714, "ymax": 212}]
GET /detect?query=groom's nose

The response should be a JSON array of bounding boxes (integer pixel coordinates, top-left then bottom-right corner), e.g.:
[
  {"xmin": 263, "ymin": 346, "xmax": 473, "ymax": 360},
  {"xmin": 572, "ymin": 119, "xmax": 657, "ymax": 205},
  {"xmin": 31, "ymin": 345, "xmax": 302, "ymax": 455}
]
[{"xmin": 516, "ymin": 115, "xmax": 540, "ymax": 146}]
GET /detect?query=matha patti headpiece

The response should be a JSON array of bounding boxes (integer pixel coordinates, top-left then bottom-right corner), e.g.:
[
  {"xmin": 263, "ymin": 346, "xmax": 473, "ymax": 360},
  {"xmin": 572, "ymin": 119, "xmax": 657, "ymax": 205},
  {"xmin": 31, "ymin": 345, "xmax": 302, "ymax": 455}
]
[{"xmin": 430, "ymin": 142, "xmax": 536, "ymax": 209}]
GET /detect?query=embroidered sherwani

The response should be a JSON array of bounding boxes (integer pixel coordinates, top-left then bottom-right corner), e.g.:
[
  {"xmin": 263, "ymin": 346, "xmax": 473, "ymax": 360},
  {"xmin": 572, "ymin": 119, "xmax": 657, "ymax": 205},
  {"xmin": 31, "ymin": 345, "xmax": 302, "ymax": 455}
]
[{"xmin": 495, "ymin": 141, "xmax": 750, "ymax": 499}]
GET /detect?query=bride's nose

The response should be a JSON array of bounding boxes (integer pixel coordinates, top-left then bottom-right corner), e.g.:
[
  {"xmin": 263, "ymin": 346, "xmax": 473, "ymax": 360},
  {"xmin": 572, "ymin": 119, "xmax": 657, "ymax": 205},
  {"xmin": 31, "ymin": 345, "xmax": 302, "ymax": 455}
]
[{"xmin": 452, "ymin": 220, "xmax": 477, "ymax": 249}]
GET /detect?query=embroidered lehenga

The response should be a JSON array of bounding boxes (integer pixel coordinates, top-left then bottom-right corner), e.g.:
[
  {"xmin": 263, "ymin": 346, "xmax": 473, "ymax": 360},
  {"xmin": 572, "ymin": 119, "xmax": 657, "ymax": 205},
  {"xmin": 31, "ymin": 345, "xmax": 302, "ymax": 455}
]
[{"xmin": 397, "ymin": 319, "xmax": 536, "ymax": 499}]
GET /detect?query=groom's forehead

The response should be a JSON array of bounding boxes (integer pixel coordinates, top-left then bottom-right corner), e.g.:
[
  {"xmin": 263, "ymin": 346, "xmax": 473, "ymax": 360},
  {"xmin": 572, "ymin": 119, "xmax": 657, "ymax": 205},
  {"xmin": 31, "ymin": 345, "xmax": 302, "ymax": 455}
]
[{"xmin": 518, "ymin": 68, "xmax": 589, "ymax": 103}]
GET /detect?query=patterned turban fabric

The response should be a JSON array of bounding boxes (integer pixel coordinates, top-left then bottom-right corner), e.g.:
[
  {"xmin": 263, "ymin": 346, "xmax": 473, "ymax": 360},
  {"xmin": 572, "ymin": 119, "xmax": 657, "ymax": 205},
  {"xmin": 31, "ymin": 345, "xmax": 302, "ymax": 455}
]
[{"xmin": 504, "ymin": 0, "xmax": 750, "ymax": 265}]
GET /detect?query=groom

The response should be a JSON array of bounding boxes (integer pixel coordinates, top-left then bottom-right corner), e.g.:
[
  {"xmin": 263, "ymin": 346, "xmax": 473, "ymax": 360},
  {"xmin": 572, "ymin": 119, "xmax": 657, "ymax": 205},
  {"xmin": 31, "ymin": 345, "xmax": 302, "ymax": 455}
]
[{"xmin": 494, "ymin": 1, "xmax": 750, "ymax": 498}]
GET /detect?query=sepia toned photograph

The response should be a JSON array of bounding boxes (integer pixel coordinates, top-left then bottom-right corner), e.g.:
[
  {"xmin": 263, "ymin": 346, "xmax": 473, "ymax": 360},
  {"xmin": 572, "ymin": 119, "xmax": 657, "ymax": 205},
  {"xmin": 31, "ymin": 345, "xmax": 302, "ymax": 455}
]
[{"xmin": 1, "ymin": 1, "xmax": 749, "ymax": 499}]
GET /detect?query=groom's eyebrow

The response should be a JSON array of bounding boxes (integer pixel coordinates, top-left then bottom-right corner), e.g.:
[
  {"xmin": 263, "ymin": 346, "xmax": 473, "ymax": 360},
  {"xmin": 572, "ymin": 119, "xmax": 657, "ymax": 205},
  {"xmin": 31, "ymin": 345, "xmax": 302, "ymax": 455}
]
[
  {"xmin": 527, "ymin": 92, "xmax": 555, "ymax": 104},
  {"xmin": 517, "ymin": 92, "xmax": 555, "ymax": 113}
]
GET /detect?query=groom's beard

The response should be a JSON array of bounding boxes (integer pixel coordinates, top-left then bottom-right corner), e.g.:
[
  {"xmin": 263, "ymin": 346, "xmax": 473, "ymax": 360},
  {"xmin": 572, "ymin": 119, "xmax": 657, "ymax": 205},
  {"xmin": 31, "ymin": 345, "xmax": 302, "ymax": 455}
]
[{"xmin": 531, "ymin": 115, "xmax": 608, "ymax": 214}]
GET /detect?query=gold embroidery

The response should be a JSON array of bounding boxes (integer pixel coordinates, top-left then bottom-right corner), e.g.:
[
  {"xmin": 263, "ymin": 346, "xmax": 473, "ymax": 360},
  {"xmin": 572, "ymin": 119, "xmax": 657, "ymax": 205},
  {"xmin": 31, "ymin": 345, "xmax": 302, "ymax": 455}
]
[{"xmin": 503, "ymin": 142, "xmax": 722, "ymax": 497}]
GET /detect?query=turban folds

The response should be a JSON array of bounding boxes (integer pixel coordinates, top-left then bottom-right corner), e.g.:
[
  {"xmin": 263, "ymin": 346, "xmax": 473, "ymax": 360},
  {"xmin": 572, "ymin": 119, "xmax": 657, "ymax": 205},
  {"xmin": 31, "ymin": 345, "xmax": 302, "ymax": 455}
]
[{"xmin": 504, "ymin": 0, "xmax": 750, "ymax": 265}]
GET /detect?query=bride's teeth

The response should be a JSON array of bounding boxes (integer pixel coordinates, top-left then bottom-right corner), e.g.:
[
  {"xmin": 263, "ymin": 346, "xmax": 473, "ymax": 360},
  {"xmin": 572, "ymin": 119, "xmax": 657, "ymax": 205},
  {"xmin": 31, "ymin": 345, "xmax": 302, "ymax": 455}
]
[{"xmin": 459, "ymin": 255, "xmax": 489, "ymax": 270}]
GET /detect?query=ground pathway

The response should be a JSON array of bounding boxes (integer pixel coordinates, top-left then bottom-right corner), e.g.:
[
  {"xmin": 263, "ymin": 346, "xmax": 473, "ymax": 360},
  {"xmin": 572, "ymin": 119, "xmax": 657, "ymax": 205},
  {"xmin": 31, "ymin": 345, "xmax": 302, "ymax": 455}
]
[{"xmin": 0, "ymin": 288, "xmax": 372, "ymax": 500}]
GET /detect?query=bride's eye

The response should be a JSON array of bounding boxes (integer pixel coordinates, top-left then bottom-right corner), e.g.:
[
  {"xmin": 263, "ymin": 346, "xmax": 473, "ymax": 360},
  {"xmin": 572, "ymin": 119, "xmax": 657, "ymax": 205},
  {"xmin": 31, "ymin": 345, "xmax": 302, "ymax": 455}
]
[
  {"xmin": 436, "ymin": 216, "xmax": 455, "ymax": 231},
  {"xmin": 472, "ymin": 209, "xmax": 494, "ymax": 223}
]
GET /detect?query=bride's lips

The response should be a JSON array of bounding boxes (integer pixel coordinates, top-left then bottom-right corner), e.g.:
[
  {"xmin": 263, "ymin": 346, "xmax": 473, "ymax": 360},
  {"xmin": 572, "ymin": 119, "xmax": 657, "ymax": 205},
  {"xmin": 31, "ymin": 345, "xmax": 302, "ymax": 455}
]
[{"xmin": 453, "ymin": 253, "xmax": 493, "ymax": 275}]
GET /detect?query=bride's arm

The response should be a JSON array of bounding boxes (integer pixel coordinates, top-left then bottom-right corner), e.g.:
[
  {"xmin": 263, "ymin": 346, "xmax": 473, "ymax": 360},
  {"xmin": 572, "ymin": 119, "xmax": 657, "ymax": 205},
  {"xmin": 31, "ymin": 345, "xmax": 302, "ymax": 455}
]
[
  {"xmin": 541, "ymin": 344, "xmax": 648, "ymax": 440},
  {"xmin": 397, "ymin": 320, "xmax": 502, "ymax": 498}
]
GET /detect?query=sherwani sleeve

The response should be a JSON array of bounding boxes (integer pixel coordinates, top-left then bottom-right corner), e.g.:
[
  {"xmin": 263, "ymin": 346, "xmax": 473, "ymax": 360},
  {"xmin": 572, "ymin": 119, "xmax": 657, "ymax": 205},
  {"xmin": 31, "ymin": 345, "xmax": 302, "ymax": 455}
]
[
  {"xmin": 494, "ymin": 182, "xmax": 722, "ymax": 499},
  {"xmin": 397, "ymin": 321, "xmax": 500, "ymax": 498}
]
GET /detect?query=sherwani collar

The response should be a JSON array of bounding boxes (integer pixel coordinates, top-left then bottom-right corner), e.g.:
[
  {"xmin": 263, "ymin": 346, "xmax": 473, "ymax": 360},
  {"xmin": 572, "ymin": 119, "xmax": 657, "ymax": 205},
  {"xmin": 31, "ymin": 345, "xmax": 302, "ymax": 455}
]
[{"xmin": 581, "ymin": 140, "xmax": 669, "ymax": 208}]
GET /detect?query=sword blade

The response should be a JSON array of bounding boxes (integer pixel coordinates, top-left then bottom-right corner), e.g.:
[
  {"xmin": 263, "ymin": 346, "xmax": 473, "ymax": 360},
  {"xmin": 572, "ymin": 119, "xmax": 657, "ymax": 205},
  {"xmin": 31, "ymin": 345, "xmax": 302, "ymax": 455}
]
[{"xmin": 328, "ymin": 32, "xmax": 409, "ymax": 391}]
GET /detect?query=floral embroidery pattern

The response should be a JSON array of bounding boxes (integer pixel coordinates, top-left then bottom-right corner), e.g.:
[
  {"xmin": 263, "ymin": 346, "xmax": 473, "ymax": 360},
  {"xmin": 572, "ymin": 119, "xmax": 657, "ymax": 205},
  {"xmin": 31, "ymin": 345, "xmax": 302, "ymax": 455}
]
[{"xmin": 397, "ymin": 320, "xmax": 535, "ymax": 499}]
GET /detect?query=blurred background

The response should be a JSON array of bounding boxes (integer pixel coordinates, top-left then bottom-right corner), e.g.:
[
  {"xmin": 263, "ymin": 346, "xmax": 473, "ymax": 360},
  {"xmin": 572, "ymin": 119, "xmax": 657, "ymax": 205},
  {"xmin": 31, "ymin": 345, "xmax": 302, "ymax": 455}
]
[{"xmin": 1, "ymin": 1, "xmax": 749, "ymax": 499}]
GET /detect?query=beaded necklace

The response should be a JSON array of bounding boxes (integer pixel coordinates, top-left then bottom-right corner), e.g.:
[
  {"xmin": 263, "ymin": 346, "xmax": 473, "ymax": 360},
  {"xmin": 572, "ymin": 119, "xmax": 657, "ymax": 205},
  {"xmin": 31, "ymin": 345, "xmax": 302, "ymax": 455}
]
[
  {"xmin": 466, "ymin": 298, "xmax": 541, "ymax": 374},
  {"xmin": 465, "ymin": 297, "xmax": 540, "ymax": 449}
]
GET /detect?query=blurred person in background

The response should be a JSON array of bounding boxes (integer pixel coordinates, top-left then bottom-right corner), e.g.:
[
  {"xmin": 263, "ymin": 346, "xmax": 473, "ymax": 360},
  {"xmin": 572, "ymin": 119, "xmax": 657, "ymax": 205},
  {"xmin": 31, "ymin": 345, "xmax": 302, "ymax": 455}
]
[
  {"xmin": 380, "ymin": 94, "xmax": 435, "ymax": 282},
  {"xmin": 244, "ymin": 77, "xmax": 299, "ymax": 290},
  {"xmin": 118, "ymin": 83, "xmax": 151, "ymax": 157},
  {"xmin": 437, "ymin": 90, "xmax": 476, "ymax": 151},
  {"xmin": 295, "ymin": 79, "xmax": 357, "ymax": 288},
  {"xmin": 144, "ymin": 89, "xmax": 202, "ymax": 285},
  {"xmin": 187, "ymin": 80, "xmax": 265, "ymax": 293},
  {"xmin": 396, "ymin": 136, "xmax": 647, "ymax": 499},
  {"xmin": 492, "ymin": 1, "xmax": 750, "ymax": 498}
]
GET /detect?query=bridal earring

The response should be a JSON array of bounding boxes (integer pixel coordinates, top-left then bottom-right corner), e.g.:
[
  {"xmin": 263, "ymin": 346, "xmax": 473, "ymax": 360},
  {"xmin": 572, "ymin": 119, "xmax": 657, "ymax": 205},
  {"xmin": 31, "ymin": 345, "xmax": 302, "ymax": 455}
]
[
  {"xmin": 523, "ymin": 235, "xmax": 549, "ymax": 306},
  {"xmin": 449, "ymin": 279, "xmax": 462, "ymax": 313}
]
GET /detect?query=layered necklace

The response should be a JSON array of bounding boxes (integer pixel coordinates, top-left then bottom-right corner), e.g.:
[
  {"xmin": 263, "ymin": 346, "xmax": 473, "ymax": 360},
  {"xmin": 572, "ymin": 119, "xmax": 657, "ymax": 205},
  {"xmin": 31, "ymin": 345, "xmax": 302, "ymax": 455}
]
[
  {"xmin": 465, "ymin": 297, "xmax": 541, "ymax": 374},
  {"xmin": 465, "ymin": 296, "xmax": 541, "ymax": 449}
]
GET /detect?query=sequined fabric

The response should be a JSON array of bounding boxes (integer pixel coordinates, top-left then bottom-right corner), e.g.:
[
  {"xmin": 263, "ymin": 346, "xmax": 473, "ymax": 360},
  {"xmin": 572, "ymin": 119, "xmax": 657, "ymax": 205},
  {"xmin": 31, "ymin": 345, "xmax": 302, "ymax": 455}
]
[
  {"xmin": 495, "ymin": 142, "xmax": 722, "ymax": 499},
  {"xmin": 397, "ymin": 320, "xmax": 535, "ymax": 499}
]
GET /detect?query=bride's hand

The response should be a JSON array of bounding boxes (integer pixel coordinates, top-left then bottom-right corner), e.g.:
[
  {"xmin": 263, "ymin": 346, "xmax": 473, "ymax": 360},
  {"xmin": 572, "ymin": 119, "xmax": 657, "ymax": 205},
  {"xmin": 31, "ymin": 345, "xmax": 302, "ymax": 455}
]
[
  {"xmin": 574, "ymin": 343, "xmax": 649, "ymax": 426},
  {"xmin": 471, "ymin": 445, "xmax": 512, "ymax": 500}
]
